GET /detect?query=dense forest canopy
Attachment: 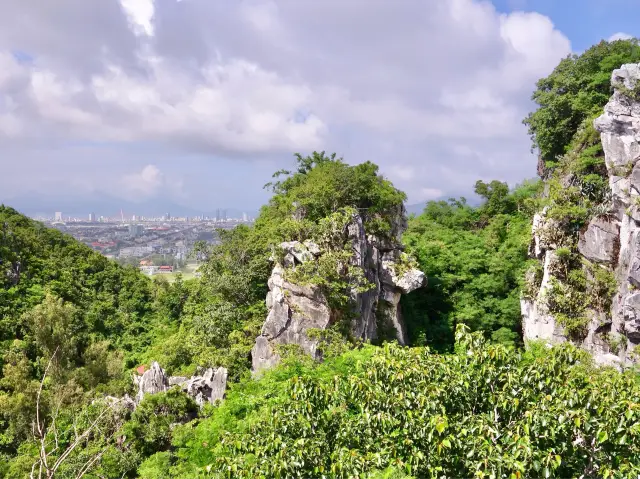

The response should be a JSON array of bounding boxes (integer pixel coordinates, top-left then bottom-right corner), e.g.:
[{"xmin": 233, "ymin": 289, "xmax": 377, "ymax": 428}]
[
  {"xmin": 401, "ymin": 179, "xmax": 541, "ymax": 350},
  {"xmin": 2, "ymin": 39, "xmax": 640, "ymax": 478}
]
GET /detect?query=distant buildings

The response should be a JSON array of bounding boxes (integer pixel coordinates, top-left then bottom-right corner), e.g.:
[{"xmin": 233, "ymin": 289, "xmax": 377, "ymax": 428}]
[
  {"xmin": 54, "ymin": 212, "xmax": 63, "ymax": 222},
  {"xmin": 119, "ymin": 246, "xmax": 153, "ymax": 258},
  {"xmin": 128, "ymin": 224, "xmax": 144, "ymax": 237},
  {"xmin": 89, "ymin": 212, "xmax": 96, "ymax": 222}
]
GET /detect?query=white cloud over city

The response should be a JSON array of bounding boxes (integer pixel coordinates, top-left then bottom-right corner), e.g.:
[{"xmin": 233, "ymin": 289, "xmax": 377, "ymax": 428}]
[{"xmin": 0, "ymin": 0, "xmax": 573, "ymax": 212}]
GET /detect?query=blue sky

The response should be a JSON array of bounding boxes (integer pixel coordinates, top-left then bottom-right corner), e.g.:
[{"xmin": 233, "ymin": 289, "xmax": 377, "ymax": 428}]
[
  {"xmin": 494, "ymin": 0, "xmax": 638, "ymax": 51},
  {"xmin": 0, "ymin": 0, "xmax": 636, "ymax": 216}
]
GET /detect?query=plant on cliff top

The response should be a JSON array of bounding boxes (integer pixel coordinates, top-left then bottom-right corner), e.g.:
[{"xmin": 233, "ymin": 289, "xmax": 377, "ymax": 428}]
[
  {"xmin": 525, "ymin": 38, "xmax": 640, "ymax": 171},
  {"xmin": 263, "ymin": 151, "xmax": 407, "ymax": 238}
]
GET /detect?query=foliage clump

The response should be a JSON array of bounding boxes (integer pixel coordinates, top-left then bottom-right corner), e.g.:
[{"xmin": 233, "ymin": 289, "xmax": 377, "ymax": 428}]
[
  {"xmin": 524, "ymin": 38, "xmax": 640, "ymax": 171},
  {"xmin": 402, "ymin": 179, "xmax": 541, "ymax": 349},
  {"xmin": 172, "ymin": 325, "xmax": 640, "ymax": 479}
]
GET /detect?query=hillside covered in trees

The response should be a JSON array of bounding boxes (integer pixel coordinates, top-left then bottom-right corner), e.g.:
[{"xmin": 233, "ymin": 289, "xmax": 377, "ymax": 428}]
[{"xmin": 2, "ymin": 39, "xmax": 640, "ymax": 478}]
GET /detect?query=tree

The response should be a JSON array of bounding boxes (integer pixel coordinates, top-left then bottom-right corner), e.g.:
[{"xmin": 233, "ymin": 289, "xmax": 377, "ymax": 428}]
[
  {"xmin": 402, "ymin": 180, "xmax": 540, "ymax": 349},
  {"xmin": 29, "ymin": 350, "xmax": 125, "ymax": 479},
  {"xmin": 524, "ymin": 38, "xmax": 640, "ymax": 171},
  {"xmin": 22, "ymin": 294, "xmax": 79, "ymax": 375}
]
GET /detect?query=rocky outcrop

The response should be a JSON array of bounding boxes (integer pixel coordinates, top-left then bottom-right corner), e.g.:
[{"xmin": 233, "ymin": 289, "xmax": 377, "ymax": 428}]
[
  {"xmin": 252, "ymin": 208, "xmax": 426, "ymax": 373},
  {"xmin": 134, "ymin": 362, "xmax": 169, "ymax": 403},
  {"xmin": 133, "ymin": 361, "xmax": 228, "ymax": 406},
  {"xmin": 522, "ymin": 64, "xmax": 640, "ymax": 367}
]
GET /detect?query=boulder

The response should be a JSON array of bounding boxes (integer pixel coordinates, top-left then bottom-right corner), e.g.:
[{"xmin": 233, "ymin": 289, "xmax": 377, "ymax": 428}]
[
  {"xmin": 133, "ymin": 363, "xmax": 228, "ymax": 407},
  {"xmin": 380, "ymin": 253, "xmax": 426, "ymax": 294},
  {"xmin": 183, "ymin": 367, "xmax": 228, "ymax": 406},
  {"xmin": 280, "ymin": 241, "xmax": 314, "ymax": 264},
  {"xmin": 303, "ymin": 240, "xmax": 321, "ymax": 256}
]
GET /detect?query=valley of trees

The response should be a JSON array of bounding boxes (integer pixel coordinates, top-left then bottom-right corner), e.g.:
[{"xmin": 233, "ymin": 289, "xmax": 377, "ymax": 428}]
[{"xmin": 2, "ymin": 39, "xmax": 640, "ymax": 478}]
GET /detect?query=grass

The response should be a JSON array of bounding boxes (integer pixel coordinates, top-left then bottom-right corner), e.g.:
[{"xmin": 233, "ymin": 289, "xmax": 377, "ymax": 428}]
[{"xmin": 164, "ymin": 261, "xmax": 200, "ymax": 283}]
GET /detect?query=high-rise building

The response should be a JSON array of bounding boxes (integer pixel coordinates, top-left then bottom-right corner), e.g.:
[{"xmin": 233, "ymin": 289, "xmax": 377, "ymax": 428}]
[
  {"xmin": 89, "ymin": 212, "xmax": 95, "ymax": 222},
  {"xmin": 132, "ymin": 215, "xmax": 137, "ymax": 222},
  {"xmin": 54, "ymin": 212, "xmax": 62, "ymax": 222},
  {"xmin": 128, "ymin": 224, "xmax": 144, "ymax": 237},
  {"xmin": 242, "ymin": 212, "xmax": 248, "ymax": 222},
  {"xmin": 166, "ymin": 212, "xmax": 171, "ymax": 221}
]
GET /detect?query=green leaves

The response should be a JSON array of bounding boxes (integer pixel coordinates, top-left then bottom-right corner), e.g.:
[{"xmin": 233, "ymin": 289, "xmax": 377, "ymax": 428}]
[
  {"xmin": 402, "ymin": 181, "xmax": 539, "ymax": 350},
  {"xmin": 524, "ymin": 39, "xmax": 640, "ymax": 168},
  {"xmin": 179, "ymin": 326, "xmax": 640, "ymax": 478}
]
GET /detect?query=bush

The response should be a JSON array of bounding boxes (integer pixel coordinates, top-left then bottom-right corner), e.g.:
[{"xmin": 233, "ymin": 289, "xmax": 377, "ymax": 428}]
[{"xmin": 181, "ymin": 325, "xmax": 640, "ymax": 478}]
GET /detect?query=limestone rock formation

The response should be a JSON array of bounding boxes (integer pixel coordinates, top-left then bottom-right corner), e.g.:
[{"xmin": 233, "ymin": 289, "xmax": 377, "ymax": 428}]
[
  {"xmin": 522, "ymin": 64, "xmax": 640, "ymax": 367},
  {"xmin": 252, "ymin": 208, "xmax": 426, "ymax": 373},
  {"xmin": 133, "ymin": 362, "xmax": 228, "ymax": 406},
  {"xmin": 134, "ymin": 362, "xmax": 169, "ymax": 403},
  {"xmin": 182, "ymin": 367, "xmax": 228, "ymax": 407}
]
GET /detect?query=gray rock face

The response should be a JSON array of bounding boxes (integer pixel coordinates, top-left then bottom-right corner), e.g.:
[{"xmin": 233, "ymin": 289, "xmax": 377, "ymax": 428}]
[
  {"xmin": 624, "ymin": 293, "xmax": 640, "ymax": 342},
  {"xmin": 252, "ymin": 208, "xmax": 426, "ymax": 373},
  {"xmin": 183, "ymin": 367, "xmax": 228, "ymax": 407},
  {"xmin": 578, "ymin": 218, "xmax": 619, "ymax": 263},
  {"xmin": 133, "ymin": 363, "xmax": 228, "ymax": 406},
  {"xmin": 134, "ymin": 362, "xmax": 169, "ymax": 403},
  {"xmin": 522, "ymin": 63, "xmax": 640, "ymax": 366}
]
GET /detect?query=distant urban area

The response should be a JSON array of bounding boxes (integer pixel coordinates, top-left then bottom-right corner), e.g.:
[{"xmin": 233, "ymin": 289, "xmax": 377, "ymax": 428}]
[{"xmin": 37, "ymin": 209, "xmax": 254, "ymax": 282}]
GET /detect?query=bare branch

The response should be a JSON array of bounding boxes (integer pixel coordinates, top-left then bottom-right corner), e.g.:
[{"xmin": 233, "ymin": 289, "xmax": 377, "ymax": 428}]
[{"xmin": 34, "ymin": 346, "xmax": 59, "ymax": 478}]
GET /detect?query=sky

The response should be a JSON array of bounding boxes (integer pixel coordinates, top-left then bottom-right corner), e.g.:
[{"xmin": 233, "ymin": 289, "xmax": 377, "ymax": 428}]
[{"xmin": 0, "ymin": 0, "xmax": 638, "ymax": 216}]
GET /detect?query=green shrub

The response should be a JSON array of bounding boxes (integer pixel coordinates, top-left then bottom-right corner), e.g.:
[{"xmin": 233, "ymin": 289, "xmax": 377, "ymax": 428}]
[{"xmin": 181, "ymin": 325, "xmax": 640, "ymax": 478}]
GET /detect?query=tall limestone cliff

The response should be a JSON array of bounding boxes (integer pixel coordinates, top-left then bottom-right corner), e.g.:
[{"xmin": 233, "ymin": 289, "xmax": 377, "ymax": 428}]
[
  {"xmin": 522, "ymin": 64, "xmax": 640, "ymax": 366},
  {"xmin": 252, "ymin": 207, "xmax": 426, "ymax": 373}
]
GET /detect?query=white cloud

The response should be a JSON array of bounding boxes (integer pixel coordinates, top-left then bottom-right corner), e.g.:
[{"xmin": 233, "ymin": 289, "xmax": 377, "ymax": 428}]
[
  {"xmin": 418, "ymin": 188, "xmax": 445, "ymax": 202},
  {"xmin": 120, "ymin": 164, "xmax": 183, "ymax": 200},
  {"xmin": 608, "ymin": 32, "xmax": 634, "ymax": 42},
  {"xmin": 119, "ymin": 0, "xmax": 155, "ymax": 37},
  {"xmin": 0, "ymin": 0, "xmax": 572, "ymax": 207}
]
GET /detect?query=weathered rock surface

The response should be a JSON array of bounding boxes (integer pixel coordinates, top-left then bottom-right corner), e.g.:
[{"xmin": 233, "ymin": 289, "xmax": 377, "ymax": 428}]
[
  {"xmin": 578, "ymin": 218, "xmax": 619, "ymax": 263},
  {"xmin": 134, "ymin": 362, "xmax": 169, "ymax": 403},
  {"xmin": 252, "ymin": 207, "xmax": 426, "ymax": 373},
  {"xmin": 522, "ymin": 63, "xmax": 640, "ymax": 367},
  {"xmin": 182, "ymin": 367, "xmax": 228, "ymax": 407},
  {"xmin": 133, "ymin": 362, "xmax": 228, "ymax": 406}
]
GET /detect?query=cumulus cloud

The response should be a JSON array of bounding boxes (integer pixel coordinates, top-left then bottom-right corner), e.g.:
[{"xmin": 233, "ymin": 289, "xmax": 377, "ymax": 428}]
[
  {"xmin": 0, "ymin": 0, "xmax": 572, "ymax": 207},
  {"xmin": 120, "ymin": 164, "xmax": 183, "ymax": 201},
  {"xmin": 119, "ymin": 0, "xmax": 155, "ymax": 37},
  {"xmin": 609, "ymin": 32, "xmax": 634, "ymax": 42}
]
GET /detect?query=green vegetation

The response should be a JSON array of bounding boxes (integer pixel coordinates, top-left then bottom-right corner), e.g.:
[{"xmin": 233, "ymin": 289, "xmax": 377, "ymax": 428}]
[
  {"xmin": 0, "ymin": 205, "xmax": 164, "ymax": 459},
  {"xmin": 164, "ymin": 326, "xmax": 639, "ymax": 478},
  {"xmin": 401, "ymin": 179, "xmax": 541, "ymax": 350},
  {"xmin": 524, "ymin": 38, "xmax": 640, "ymax": 171}
]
